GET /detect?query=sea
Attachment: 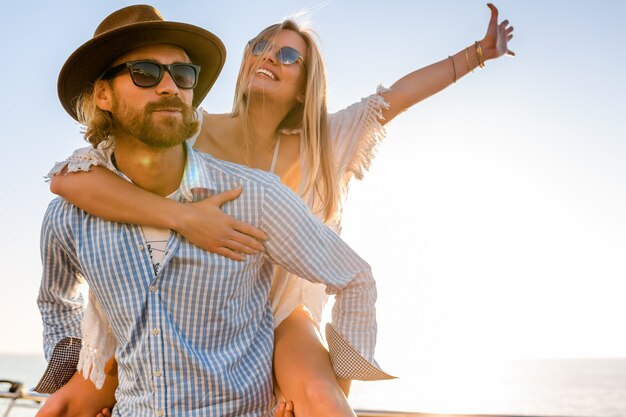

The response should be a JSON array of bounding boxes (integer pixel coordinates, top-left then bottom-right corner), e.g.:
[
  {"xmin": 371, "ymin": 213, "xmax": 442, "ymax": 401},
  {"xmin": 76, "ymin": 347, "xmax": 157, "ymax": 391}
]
[{"xmin": 1, "ymin": 354, "xmax": 626, "ymax": 417}]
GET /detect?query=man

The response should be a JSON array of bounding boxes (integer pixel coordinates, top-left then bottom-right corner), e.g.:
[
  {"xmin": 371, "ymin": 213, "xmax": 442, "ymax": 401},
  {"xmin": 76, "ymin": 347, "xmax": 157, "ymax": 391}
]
[{"xmin": 36, "ymin": 5, "xmax": 388, "ymax": 417}]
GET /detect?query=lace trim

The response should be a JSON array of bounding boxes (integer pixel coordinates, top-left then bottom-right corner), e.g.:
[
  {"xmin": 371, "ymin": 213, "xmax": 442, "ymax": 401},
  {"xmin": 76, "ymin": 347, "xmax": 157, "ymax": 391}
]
[
  {"xmin": 349, "ymin": 85, "xmax": 390, "ymax": 180},
  {"xmin": 77, "ymin": 291, "xmax": 116, "ymax": 389},
  {"xmin": 45, "ymin": 141, "xmax": 116, "ymax": 182}
]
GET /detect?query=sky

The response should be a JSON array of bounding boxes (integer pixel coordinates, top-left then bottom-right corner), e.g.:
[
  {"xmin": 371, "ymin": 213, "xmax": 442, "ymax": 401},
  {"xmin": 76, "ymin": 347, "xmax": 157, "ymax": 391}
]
[{"xmin": 1, "ymin": 0, "xmax": 625, "ymax": 412}]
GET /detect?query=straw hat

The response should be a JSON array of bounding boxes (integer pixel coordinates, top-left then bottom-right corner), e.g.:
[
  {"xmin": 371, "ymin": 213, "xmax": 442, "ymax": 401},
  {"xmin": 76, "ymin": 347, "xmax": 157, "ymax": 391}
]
[{"xmin": 58, "ymin": 4, "xmax": 225, "ymax": 120}]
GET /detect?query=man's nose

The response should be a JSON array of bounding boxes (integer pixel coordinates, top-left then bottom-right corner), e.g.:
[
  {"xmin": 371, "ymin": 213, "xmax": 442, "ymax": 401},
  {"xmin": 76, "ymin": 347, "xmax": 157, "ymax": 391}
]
[{"xmin": 155, "ymin": 69, "xmax": 179, "ymax": 95}]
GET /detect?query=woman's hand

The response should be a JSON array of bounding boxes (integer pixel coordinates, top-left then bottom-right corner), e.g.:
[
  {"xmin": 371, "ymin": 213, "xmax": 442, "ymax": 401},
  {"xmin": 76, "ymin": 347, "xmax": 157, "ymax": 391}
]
[
  {"xmin": 274, "ymin": 401, "xmax": 295, "ymax": 417},
  {"xmin": 96, "ymin": 408, "xmax": 112, "ymax": 417},
  {"xmin": 176, "ymin": 187, "xmax": 268, "ymax": 261},
  {"xmin": 481, "ymin": 3, "xmax": 515, "ymax": 60},
  {"xmin": 35, "ymin": 369, "xmax": 117, "ymax": 417}
]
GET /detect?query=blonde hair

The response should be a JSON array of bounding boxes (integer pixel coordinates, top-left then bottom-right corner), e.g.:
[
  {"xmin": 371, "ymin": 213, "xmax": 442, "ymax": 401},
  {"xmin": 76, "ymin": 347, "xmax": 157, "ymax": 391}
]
[
  {"xmin": 231, "ymin": 20, "xmax": 338, "ymax": 222},
  {"xmin": 75, "ymin": 83, "xmax": 115, "ymax": 147}
]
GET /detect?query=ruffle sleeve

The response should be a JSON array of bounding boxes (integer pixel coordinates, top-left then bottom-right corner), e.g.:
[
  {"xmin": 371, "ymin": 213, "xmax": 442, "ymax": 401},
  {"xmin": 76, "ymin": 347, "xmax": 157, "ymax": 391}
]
[
  {"xmin": 328, "ymin": 85, "xmax": 390, "ymax": 183},
  {"xmin": 45, "ymin": 140, "xmax": 116, "ymax": 181},
  {"xmin": 77, "ymin": 291, "xmax": 117, "ymax": 389}
]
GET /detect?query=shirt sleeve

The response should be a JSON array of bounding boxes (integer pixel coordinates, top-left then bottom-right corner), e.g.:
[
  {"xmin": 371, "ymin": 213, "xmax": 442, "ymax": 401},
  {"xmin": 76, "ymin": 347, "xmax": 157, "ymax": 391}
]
[
  {"xmin": 34, "ymin": 199, "xmax": 86, "ymax": 393},
  {"xmin": 260, "ymin": 180, "xmax": 394, "ymax": 380},
  {"xmin": 329, "ymin": 85, "xmax": 391, "ymax": 183}
]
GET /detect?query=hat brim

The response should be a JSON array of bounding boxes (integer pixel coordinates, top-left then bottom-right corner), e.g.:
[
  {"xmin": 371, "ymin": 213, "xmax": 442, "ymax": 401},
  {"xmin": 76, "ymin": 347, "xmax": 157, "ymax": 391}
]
[{"xmin": 58, "ymin": 21, "xmax": 225, "ymax": 120}]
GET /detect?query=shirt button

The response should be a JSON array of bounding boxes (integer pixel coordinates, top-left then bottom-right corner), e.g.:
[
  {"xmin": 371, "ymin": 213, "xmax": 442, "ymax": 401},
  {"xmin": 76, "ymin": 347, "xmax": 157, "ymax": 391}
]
[
  {"xmin": 154, "ymin": 370, "xmax": 162, "ymax": 377},
  {"xmin": 156, "ymin": 409, "xmax": 164, "ymax": 417},
  {"xmin": 151, "ymin": 328, "xmax": 160, "ymax": 336},
  {"xmin": 149, "ymin": 285, "xmax": 158, "ymax": 292},
  {"xmin": 138, "ymin": 244, "xmax": 144, "ymax": 251}
]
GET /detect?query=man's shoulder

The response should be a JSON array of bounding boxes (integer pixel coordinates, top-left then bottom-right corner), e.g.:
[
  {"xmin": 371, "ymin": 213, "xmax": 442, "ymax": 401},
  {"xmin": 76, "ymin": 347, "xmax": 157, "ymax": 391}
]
[
  {"xmin": 45, "ymin": 196, "xmax": 76, "ymax": 214},
  {"xmin": 43, "ymin": 197, "xmax": 85, "ymax": 227}
]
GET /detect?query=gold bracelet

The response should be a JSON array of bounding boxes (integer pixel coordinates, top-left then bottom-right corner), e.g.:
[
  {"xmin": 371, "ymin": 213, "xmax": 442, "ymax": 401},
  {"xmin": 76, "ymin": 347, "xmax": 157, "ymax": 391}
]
[
  {"xmin": 474, "ymin": 41, "xmax": 486, "ymax": 68},
  {"xmin": 464, "ymin": 47, "xmax": 472, "ymax": 73},
  {"xmin": 448, "ymin": 55, "xmax": 457, "ymax": 83}
]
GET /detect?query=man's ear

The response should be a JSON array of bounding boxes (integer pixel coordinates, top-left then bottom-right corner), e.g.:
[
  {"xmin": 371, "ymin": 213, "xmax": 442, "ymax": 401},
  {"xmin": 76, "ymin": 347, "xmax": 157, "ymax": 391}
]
[{"xmin": 94, "ymin": 80, "xmax": 114, "ymax": 111}]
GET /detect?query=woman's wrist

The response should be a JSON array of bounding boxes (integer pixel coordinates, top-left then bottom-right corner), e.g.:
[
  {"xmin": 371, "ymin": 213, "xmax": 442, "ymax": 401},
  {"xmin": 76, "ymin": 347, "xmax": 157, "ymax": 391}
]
[
  {"xmin": 461, "ymin": 41, "xmax": 485, "ymax": 74},
  {"xmin": 478, "ymin": 39, "xmax": 497, "ymax": 62},
  {"xmin": 161, "ymin": 199, "xmax": 189, "ymax": 232},
  {"xmin": 474, "ymin": 41, "xmax": 487, "ymax": 67}
]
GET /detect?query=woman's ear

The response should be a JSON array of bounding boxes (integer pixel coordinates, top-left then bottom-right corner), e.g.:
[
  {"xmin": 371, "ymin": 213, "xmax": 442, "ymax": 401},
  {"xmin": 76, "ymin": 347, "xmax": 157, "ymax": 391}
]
[
  {"xmin": 297, "ymin": 92, "xmax": 305, "ymax": 104},
  {"xmin": 94, "ymin": 80, "xmax": 113, "ymax": 111}
]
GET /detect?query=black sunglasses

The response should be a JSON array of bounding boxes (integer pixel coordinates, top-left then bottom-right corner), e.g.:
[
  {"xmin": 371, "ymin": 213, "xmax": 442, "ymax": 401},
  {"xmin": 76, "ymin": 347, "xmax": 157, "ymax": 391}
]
[
  {"xmin": 250, "ymin": 39, "xmax": 305, "ymax": 67},
  {"xmin": 100, "ymin": 60, "xmax": 201, "ymax": 89}
]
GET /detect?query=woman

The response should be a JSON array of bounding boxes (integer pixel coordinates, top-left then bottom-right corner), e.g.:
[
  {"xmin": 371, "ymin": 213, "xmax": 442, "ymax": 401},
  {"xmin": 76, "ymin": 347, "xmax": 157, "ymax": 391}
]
[{"xmin": 39, "ymin": 4, "xmax": 514, "ymax": 417}]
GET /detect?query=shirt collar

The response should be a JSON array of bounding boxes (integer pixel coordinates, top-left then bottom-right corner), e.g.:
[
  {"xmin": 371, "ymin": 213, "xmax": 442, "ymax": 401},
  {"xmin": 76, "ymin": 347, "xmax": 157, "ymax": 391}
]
[
  {"xmin": 104, "ymin": 139, "xmax": 216, "ymax": 203},
  {"xmin": 176, "ymin": 142, "xmax": 216, "ymax": 202}
]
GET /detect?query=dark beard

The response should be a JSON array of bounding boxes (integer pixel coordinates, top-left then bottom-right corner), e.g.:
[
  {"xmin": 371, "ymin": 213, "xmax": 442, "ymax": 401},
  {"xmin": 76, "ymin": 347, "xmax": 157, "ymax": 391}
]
[{"xmin": 111, "ymin": 95, "xmax": 199, "ymax": 148}]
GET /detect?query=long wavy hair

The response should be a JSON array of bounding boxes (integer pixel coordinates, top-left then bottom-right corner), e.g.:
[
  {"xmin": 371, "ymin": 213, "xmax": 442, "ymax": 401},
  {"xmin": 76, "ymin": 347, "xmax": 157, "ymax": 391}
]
[
  {"xmin": 75, "ymin": 85, "xmax": 116, "ymax": 147},
  {"xmin": 231, "ymin": 20, "xmax": 338, "ymax": 222}
]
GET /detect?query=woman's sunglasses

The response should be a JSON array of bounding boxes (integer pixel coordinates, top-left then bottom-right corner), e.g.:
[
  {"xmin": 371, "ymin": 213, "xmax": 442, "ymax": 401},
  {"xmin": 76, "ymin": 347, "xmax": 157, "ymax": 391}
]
[
  {"xmin": 100, "ymin": 60, "xmax": 201, "ymax": 89},
  {"xmin": 250, "ymin": 39, "xmax": 305, "ymax": 66}
]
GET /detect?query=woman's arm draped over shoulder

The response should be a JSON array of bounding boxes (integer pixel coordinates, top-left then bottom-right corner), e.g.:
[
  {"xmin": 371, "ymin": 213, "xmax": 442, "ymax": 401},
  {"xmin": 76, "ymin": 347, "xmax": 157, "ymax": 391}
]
[
  {"xmin": 50, "ymin": 166, "xmax": 267, "ymax": 260},
  {"xmin": 380, "ymin": 3, "xmax": 514, "ymax": 123},
  {"xmin": 50, "ymin": 166, "xmax": 182, "ymax": 230}
]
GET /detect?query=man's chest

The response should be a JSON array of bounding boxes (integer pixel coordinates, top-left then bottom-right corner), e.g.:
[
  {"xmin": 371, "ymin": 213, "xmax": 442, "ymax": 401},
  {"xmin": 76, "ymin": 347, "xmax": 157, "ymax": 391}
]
[{"xmin": 71, "ymin": 221, "xmax": 270, "ymax": 324}]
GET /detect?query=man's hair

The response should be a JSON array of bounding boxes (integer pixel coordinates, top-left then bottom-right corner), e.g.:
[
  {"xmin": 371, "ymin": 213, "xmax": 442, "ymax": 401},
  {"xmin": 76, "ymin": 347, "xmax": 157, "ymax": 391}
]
[
  {"xmin": 231, "ymin": 20, "xmax": 339, "ymax": 222},
  {"xmin": 75, "ymin": 84, "xmax": 115, "ymax": 147}
]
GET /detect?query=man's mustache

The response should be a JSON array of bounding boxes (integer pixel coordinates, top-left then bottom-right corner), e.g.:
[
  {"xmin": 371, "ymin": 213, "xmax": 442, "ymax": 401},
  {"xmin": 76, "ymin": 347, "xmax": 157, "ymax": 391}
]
[{"xmin": 145, "ymin": 97, "xmax": 191, "ymax": 113}]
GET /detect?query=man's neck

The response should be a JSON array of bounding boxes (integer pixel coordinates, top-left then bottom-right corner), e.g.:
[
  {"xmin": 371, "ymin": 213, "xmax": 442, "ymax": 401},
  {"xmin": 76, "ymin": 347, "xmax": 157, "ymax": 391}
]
[{"xmin": 113, "ymin": 134, "xmax": 186, "ymax": 197}]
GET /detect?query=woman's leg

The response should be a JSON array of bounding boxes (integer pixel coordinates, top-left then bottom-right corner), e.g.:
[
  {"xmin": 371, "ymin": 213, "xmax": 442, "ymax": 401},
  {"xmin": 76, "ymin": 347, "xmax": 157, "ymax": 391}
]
[
  {"xmin": 273, "ymin": 306, "xmax": 356, "ymax": 417},
  {"xmin": 36, "ymin": 358, "xmax": 118, "ymax": 417}
]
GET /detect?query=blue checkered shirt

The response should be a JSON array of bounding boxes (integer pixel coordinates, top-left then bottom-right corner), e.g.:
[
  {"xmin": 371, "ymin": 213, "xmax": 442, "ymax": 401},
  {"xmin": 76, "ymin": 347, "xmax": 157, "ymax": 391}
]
[{"xmin": 38, "ymin": 144, "xmax": 384, "ymax": 417}]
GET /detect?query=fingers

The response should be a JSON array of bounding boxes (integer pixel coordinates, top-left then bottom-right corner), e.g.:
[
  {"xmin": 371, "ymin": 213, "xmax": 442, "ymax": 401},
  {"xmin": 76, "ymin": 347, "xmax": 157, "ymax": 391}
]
[
  {"xmin": 507, "ymin": 49, "xmax": 516, "ymax": 56},
  {"xmin": 215, "ymin": 247, "xmax": 246, "ymax": 262},
  {"xmin": 274, "ymin": 401, "xmax": 285, "ymax": 417},
  {"xmin": 208, "ymin": 186, "xmax": 243, "ymax": 206},
  {"xmin": 224, "ymin": 235, "xmax": 264, "ymax": 255},
  {"xmin": 233, "ymin": 220, "xmax": 268, "ymax": 241},
  {"xmin": 213, "ymin": 228, "xmax": 266, "ymax": 261},
  {"xmin": 284, "ymin": 401, "xmax": 295, "ymax": 417},
  {"xmin": 487, "ymin": 3, "xmax": 499, "ymax": 26},
  {"xmin": 274, "ymin": 401, "xmax": 295, "ymax": 417},
  {"xmin": 231, "ymin": 230, "xmax": 266, "ymax": 251}
]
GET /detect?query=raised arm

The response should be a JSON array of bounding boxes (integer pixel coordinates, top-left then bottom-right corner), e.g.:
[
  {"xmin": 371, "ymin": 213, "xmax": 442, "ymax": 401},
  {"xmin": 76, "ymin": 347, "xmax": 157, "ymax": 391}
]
[
  {"xmin": 381, "ymin": 3, "xmax": 514, "ymax": 123},
  {"xmin": 51, "ymin": 166, "xmax": 266, "ymax": 260}
]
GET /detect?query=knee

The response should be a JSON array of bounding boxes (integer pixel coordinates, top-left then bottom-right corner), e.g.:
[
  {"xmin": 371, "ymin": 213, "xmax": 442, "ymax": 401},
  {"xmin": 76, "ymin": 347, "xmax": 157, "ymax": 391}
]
[
  {"xmin": 36, "ymin": 394, "xmax": 69, "ymax": 417},
  {"xmin": 298, "ymin": 377, "xmax": 350, "ymax": 417}
]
